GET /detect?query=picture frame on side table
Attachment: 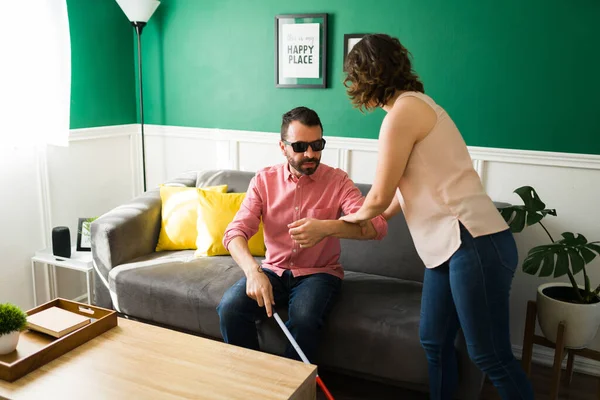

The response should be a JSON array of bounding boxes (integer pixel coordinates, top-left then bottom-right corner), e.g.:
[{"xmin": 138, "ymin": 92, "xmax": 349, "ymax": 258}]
[
  {"xmin": 343, "ymin": 33, "xmax": 367, "ymax": 63},
  {"xmin": 76, "ymin": 217, "xmax": 96, "ymax": 252},
  {"xmin": 275, "ymin": 13, "xmax": 328, "ymax": 88}
]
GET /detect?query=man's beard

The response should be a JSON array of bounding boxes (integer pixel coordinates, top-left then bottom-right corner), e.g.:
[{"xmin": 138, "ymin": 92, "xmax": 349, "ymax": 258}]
[{"xmin": 288, "ymin": 155, "xmax": 321, "ymax": 176}]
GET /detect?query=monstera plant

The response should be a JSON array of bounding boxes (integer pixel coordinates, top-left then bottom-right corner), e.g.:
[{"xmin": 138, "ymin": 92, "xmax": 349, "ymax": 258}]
[{"xmin": 500, "ymin": 186, "xmax": 600, "ymax": 348}]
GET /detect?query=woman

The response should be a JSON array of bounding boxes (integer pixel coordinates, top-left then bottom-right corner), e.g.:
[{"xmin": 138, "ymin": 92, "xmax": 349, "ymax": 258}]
[{"xmin": 340, "ymin": 34, "xmax": 533, "ymax": 399}]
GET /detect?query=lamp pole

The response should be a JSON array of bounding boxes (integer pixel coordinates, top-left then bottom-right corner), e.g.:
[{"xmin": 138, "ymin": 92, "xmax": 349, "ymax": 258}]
[
  {"xmin": 115, "ymin": 0, "xmax": 160, "ymax": 193},
  {"xmin": 133, "ymin": 21, "xmax": 147, "ymax": 192}
]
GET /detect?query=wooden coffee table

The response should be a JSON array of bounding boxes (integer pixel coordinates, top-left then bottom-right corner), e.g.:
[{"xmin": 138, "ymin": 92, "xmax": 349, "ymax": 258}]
[{"xmin": 0, "ymin": 317, "xmax": 316, "ymax": 399}]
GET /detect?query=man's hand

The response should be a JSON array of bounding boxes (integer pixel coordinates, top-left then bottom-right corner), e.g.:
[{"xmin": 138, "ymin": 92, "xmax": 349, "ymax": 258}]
[
  {"xmin": 288, "ymin": 218, "xmax": 329, "ymax": 248},
  {"xmin": 246, "ymin": 268, "xmax": 275, "ymax": 317}
]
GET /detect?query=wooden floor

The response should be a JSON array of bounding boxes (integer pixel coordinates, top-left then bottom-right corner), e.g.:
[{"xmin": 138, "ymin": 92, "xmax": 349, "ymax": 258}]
[
  {"xmin": 481, "ymin": 362, "xmax": 600, "ymax": 400},
  {"xmin": 317, "ymin": 363, "xmax": 600, "ymax": 400}
]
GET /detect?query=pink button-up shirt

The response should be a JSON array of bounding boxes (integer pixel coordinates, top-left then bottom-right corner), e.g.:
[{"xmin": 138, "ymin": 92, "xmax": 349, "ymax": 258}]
[{"xmin": 223, "ymin": 163, "xmax": 388, "ymax": 279}]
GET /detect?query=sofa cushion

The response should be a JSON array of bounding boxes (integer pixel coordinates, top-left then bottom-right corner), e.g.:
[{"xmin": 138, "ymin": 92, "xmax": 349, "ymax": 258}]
[
  {"xmin": 257, "ymin": 271, "xmax": 429, "ymax": 386},
  {"xmin": 195, "ymin": 190, "xmax": 266, "ymax": 257},
  {"xmin": 109, "ymin": 251, "xmax": 251, "ymax": 338},
  {"xmin": 155, "ymin": 185, "xmax": 228, "ymax": 251},
  {"xmin": 196, "ymin": 169, "xmax": 256, "ymax": 193},
  {"xmin": 110, "ymin": 253, "xmax": 431, "ymax": 387}
]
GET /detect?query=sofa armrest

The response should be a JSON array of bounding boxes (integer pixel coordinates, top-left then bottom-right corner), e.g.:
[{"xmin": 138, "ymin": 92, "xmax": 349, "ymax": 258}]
[{"xmin": 91, "ymin": 189, "xmax": 162, "ymax": 292}]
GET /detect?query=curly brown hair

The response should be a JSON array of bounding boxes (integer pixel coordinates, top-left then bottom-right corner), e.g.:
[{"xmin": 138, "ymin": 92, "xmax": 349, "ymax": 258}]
[{"xmin": 344, "ymin": 34, "xmax": 424, "ymax": 112}]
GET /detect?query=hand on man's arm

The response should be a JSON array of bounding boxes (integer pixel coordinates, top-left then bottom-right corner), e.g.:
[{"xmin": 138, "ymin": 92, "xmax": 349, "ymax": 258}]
[
  {"xmin": 227, "ymin": 236, "xmax": 275, "ymax": 317},
  {"xmin": 288, "ymin": 218, "xmax": 377, "ymax": 248},
  {"xmin": 338, "ymin": 173, "xmax": 388, "ymax": 240}
]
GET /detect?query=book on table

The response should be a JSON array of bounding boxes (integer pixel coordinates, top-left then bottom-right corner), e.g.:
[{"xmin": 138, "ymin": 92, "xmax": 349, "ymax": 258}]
[{"xmin": 27, "ymin": 306, "xmax": 91, "ymax": 338}]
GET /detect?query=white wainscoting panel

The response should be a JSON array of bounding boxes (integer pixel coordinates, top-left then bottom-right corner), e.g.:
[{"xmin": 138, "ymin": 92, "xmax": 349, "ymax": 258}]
[
  {"xmin": 46, "ymin": 125, "xmax": 138, "ymax": 300},
  {"xmin": 39, "ymin": 124, "xmax": 600, "ymax": 377},
  {"xmin": 347, "ymin": 150, "xmax": 379, "ymax": 185},
  {"xmin": 485, "ymin": 160, "xmax": 600, "ymax": 359},
  {"xmin": 143, "ymin": 124, "xmax": 600, "ymax": 376},
  {"xmin": 238, "ymin": 142, "xmax": 283, "ymax": 172}
]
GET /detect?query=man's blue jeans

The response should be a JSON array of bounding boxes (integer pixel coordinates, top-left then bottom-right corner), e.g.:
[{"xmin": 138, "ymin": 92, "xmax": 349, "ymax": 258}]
[
  {"xmin": 217, "ymin": 268, "xmax": 342, "ymax": 362},
  {"xmin": 419, "ymin": 223, "xmax": 534, "ymax": 399}
]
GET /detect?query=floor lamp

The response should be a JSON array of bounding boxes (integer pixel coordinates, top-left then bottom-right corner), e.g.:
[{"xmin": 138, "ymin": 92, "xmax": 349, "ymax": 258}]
[{"xmin": 116, "ymin": 0, "xmax": 160, "ymax": 192}]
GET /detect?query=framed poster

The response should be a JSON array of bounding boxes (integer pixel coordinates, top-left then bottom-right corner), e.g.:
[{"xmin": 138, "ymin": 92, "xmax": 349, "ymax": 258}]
[
  {"xmin": 275, "ymin": 14, "xmax": 327, "ymax": 88},
  {"xmin": 343, "ymin": 33, "xmax": 367, "ymax": 63}
]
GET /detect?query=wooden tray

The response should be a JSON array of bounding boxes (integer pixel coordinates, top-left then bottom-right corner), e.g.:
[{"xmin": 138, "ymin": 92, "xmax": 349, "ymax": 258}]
[{"xmin": 0, "ymin": 298, "xmax": 117, "ymax": 382}]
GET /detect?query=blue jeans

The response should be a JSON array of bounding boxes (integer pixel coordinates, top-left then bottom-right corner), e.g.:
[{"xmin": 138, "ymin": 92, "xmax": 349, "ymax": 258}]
[
  {"xmin": 217, "ymin": 268, "xmax": 342, "ymax": 362},
  {"xmin": 419, "ymin": 223, "xmax": 534, "ymax": 399}
]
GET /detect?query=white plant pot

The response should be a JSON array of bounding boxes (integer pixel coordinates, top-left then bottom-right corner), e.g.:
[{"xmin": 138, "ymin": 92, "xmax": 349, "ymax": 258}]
[
  {"xmin": 0, "ymin": 330, "xmax": 20, "ymax": 355},
  {"xmin": 537, "ymin": 282, "xmax": 600, "ymax": 349}
]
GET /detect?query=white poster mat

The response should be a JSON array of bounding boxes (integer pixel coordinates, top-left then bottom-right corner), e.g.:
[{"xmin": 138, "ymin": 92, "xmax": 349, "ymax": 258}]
[{"xmin": 279, "ymin": 23, "xmax": 320, "ymax": 79}]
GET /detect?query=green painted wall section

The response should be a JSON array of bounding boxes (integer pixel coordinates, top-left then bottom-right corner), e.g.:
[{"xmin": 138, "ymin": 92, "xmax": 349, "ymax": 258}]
[
  {"xmin": 67, "ymin": 0, "xmax": 136, "ymax": 129},
  {"xmin": 140, "ymin": 0, "xmax": 600, "ymax": 155}
]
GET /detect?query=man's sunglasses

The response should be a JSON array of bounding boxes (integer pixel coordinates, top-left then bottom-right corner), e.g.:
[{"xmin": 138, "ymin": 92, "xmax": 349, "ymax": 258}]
[{"xmin": 282, "ymin": 138, "xmax": 326, "ymax": 153}]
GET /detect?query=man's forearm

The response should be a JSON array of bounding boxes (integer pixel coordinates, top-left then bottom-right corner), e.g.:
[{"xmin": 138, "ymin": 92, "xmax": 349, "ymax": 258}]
[
  {"xmin": 323, "ymin": 220, "xmax": 377, "ymax": 240},
  {"xmin": 227, "ymin": 236, "xmax": 261, "ymax": 276}
]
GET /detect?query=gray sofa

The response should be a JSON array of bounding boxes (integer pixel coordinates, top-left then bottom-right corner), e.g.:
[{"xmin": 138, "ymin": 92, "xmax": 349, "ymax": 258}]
[{"xmin": 91, "ymin": 169, "xmax": 485, "ymax": 399}]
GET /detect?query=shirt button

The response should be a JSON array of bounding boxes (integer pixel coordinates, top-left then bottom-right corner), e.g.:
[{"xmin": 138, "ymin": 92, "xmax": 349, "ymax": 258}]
[
  {"xmin": 290, "ymin": 262, "xmax": 294, "ymax": 266},
  {"xmin": 297, "ymin": 185, "xmax": 301, "ymax": 188},
  {"xmin": 294, "ymin": 206, "xmax": 299, "ymax": 211},
  {"xmin": 292, "ymin": 249, "xmax": 297, "ymax": 253}
]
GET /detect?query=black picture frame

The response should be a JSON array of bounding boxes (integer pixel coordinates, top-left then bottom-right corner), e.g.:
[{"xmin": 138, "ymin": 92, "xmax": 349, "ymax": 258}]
[
  {"xmin": 275, "ymin": 13, "xmax": 328, "ymax": 88},
  {"xmin": 76, "ymin": 217, "xmax": 93, "ymax": 252},
  {"xmin": 343, "ymin": 33, "xmax": 368, "ymax": 63}
]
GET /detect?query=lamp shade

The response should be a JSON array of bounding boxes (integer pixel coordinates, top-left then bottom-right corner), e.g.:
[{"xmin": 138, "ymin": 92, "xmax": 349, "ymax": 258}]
[{"xmin": 116, "ymin": 0, "xmax": 160, "ymax": 23}]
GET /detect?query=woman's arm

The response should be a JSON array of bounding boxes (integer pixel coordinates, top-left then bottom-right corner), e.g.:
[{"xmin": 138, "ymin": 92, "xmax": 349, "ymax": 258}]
[
  {"xmin": 340, "ymin": 96, "xmax": 436, "ymax": 223},
  {"xmin": 288, "ymin": 218, "xmax": 377, "ymax": 248}
]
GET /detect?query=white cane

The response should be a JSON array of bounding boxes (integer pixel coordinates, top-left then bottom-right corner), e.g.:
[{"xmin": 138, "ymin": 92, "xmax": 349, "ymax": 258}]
[{"xmin": 273, "ymin": 312, "xmax": 335, "ymax": 400}]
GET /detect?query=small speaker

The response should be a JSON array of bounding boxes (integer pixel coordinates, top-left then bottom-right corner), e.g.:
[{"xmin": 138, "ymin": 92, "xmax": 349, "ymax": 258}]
[{"xmin": 52, "ymin": 226, "xmax": 71, "ymax": 258}]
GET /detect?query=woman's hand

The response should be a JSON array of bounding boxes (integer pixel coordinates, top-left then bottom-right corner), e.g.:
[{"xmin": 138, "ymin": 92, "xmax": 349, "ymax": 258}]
[
  {"xmin": 339, "ymin": 214, "xmax": 369, "ymax": 235},
  {"xmin": 339, "ymin": 213, "xmax": 366, "ymax": 224}
]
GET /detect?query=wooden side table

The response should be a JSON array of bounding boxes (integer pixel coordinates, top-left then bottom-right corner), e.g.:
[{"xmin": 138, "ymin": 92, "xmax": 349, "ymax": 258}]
[{"xmin": 521, "ymin": 300, "xmax": 600, "ymax": 399}]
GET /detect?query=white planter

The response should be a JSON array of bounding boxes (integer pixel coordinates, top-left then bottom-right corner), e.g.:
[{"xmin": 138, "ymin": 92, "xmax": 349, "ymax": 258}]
[
  {"xmin": 537, "ymin": 282, "xmax": 600, "ymax": 349},
  {"xmin": 0, "ymin": 330, "xmax": 20, "ymax": 355}
]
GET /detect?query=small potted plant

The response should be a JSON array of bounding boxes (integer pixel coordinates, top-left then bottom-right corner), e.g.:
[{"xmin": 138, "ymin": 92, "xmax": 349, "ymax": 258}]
[
  {"xmin": 0, "ymin": 303, "xmax": 28, "ymax": 355},
  {"xmin": 500, "ymin": 186, "xmax": 600, "ymax": 349}
]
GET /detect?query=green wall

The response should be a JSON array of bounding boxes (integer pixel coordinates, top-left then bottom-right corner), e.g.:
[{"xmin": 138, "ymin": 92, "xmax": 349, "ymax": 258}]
[
  {"xmin": 140, "ymin": 0, "xmax": 600, "ymax": 155},
  {"xmin": 67, "ymin": 0, "xmax": 136, "ymax": 129}
]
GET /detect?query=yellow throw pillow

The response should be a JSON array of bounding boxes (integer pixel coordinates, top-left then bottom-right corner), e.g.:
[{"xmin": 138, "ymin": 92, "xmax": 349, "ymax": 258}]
[
  {"xmin": 195, "ymin": 191, "xmax": 266, "ymax": 257},
  {"xmin": 155, "ymin": 185, "xmax": 228, "ymax": 251}
]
